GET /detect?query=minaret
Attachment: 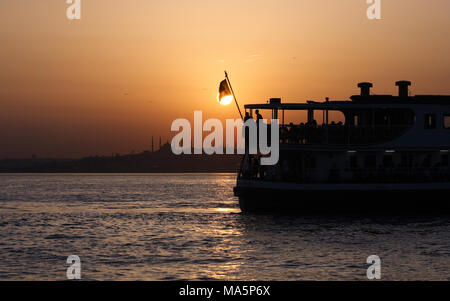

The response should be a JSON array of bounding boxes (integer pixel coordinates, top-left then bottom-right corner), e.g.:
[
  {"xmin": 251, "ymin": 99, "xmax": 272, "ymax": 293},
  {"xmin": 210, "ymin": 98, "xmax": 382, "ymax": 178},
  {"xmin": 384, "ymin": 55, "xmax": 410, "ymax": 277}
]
[
  {"xmin": 159, "ymin": 136, "xmax": 162, "ymax": 150},
  {"xmin": 151, "ymin": 136, "xmax": 154, "ymax": 153}
]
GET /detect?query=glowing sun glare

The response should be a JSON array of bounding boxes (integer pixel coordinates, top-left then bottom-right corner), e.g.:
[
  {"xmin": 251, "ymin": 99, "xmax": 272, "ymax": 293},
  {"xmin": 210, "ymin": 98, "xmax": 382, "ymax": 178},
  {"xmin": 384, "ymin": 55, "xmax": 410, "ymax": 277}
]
[{"xmin": 217, "ymin": 93, "xmax": 233, "ymax": 106}]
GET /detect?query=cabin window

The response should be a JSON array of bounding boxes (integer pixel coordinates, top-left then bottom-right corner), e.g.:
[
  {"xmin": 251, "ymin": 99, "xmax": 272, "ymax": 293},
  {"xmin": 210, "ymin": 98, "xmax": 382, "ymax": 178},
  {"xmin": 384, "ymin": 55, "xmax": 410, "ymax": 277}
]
[
  {"xmin": 444, "ymin": 114, "xmax": 450, "ymax": 129},
  {"xmin": 364, "ymin": 155, "xmax": 377, "ymax": 168},
  {"xmin": 424, "ymin": 114, "xmax": 436, "ymax": 129},
  {"xmin": 306, "ymin": 157, "xmax": 316, "ymax": 169},
  {"xmin": 383, "ymin": 154, "xmax": 394, "ymax": 167},
  {"xmin": 400, "ymin": 154, "xmax": 407, "ymax": 167},
  {"xmin": 354, "ymin": 115, "xmax": 359, "ymax": 127},
  {"xmin": 422, "ymin": 155, "xmax": 431, "ymax": 167},
  {"xmin": 349, "ymin": 155, "xmax": 358, "ymax": 169}
]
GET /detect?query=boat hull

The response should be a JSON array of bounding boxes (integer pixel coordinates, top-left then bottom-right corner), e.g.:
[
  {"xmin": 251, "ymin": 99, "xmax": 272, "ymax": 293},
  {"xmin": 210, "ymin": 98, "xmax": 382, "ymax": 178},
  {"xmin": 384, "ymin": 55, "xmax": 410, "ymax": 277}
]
[{"xmin": 234, "ymin": 180, "xmax": 450, "ymax": 214}]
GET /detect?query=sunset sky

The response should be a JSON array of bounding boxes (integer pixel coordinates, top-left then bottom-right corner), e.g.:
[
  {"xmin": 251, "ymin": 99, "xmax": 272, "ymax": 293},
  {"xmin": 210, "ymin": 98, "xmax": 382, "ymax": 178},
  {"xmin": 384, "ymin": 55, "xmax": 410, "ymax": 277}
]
[{"xmin": 1, "ymin": 0, "xmax": 450, "ymax": 158}]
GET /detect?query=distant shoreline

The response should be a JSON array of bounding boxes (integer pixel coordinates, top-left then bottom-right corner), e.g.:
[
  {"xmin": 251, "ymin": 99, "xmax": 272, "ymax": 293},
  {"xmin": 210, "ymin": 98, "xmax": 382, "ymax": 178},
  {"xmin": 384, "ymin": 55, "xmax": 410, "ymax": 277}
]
[
  {"xmin": 0, "ymin": 147, "xmax": 242, "ymax": 173},
  {"xmin": 0, "ymin": 171, "xmax": 238, "ymax": 174}
]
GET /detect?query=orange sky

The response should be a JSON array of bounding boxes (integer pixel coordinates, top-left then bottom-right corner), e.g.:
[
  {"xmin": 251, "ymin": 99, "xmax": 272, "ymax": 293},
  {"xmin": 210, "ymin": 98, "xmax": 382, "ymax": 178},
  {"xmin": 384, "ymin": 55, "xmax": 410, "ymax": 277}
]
[{"xmin": 1, "ymin": 0, "xmax": 450, "ymax": 158}]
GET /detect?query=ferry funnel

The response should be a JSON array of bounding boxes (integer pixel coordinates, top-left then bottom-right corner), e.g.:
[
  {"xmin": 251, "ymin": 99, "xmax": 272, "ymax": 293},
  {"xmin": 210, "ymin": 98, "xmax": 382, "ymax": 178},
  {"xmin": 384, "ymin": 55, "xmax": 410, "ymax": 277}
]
[
  {"xmin": 395, "ymin": 81, "xmax": 411, "ymax": 98},
  {"xmin": 357, "ymin": 82, "xmax": 373, "ymax": 97}
]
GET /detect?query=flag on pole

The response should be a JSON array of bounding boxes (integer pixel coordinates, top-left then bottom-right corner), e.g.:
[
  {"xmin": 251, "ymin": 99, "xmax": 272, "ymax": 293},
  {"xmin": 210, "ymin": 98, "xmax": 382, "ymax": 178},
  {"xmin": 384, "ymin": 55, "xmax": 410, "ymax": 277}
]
[
  {"xmin": 217, "ymin": 79, "xmax": 233, "ymax": 105},
  {"xmin": 218, "ymin": 71, "xmax": 243, "ymax": 119}
]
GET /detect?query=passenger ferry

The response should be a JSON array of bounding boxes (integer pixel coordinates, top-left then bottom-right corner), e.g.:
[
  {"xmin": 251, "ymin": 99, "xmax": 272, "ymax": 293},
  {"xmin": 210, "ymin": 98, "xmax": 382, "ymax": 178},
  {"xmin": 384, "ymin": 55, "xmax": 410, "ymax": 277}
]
[{"xmin": 234, "ymin": 81, "xmax": 450, "ymax": 213}]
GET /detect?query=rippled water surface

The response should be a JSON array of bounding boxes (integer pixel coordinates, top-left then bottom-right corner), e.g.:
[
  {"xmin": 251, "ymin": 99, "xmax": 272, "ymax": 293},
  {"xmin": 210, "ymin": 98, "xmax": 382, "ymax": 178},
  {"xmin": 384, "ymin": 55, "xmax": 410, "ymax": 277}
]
[{"xmin": 0, "ymin": 173, "xmax": 449, "ymax": 280}]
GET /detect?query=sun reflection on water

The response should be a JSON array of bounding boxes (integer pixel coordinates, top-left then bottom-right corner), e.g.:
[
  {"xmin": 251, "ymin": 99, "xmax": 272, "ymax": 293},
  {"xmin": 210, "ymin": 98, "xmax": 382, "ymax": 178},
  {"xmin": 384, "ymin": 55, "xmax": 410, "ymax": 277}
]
[{"xmin": 214, "ymin": 208, "xmax": 240, "ymax": 213}]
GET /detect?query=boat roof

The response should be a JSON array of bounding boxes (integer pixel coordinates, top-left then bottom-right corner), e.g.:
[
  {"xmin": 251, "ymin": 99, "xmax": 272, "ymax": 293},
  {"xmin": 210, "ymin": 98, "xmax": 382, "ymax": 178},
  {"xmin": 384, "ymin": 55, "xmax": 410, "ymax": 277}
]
[{"xmin": 245, "ymin": 95, "xmax": 450, "ymax": 110}]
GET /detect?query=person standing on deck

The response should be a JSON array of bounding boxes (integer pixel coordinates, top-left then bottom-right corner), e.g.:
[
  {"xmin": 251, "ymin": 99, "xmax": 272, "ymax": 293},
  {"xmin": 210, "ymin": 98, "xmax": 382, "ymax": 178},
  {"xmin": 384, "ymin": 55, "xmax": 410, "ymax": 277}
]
[{"xmin": 255, "ymin": 110, "xmax": 263, "ymax": 150}]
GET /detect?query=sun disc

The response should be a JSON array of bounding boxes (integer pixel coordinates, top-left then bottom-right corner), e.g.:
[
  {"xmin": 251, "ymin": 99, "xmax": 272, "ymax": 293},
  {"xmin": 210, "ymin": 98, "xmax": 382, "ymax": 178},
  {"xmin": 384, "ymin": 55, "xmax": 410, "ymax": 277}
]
[{"xmin": 217, "ymin": 93, "xmax": 233, "ymax": 106}]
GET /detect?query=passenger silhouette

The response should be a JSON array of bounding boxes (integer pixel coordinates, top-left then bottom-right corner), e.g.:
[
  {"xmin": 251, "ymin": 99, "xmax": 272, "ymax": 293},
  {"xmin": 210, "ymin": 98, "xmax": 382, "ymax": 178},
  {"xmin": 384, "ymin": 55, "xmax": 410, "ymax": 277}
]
[
  {"xmin": 243, "ymin": 112, "xmax": 251, "ymax": 154},
  {"xmin": 244, "ymin": 112, "xmax": 252, "ymax": 122},
  {"xmin": 255, "ymin": 110, "xmax": 263, "ymax": 124},
  {"xmin": 255, "ymin": 110, "xmax": 263, "ymax": 149}
]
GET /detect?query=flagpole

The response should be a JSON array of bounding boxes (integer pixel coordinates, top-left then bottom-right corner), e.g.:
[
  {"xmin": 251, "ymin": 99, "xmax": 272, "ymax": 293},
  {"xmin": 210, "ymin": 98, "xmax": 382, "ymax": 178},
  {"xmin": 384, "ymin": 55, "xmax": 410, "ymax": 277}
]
[{"xmin": 224, "ymin": 71, "xmax": 244, "ymax": 120}]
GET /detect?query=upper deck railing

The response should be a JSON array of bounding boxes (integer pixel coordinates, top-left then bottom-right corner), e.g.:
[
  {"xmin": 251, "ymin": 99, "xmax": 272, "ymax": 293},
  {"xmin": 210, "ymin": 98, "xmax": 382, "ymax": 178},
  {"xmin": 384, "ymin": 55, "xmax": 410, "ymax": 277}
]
[
  {"xmin": 278, "ymin": 123, "xmax": 412, "ymax": 146},
  {"xmin": 245, "ymin": 99, "xmax": 417, "ymax": 146}
]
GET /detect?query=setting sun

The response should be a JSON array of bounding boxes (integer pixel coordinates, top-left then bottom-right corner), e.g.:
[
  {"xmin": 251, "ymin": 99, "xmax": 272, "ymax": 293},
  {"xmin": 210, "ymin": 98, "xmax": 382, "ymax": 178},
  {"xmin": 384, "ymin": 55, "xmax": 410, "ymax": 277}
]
[{"xmin": 217, "ymin": 93, "xmax": 233, "ymax": 106}]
